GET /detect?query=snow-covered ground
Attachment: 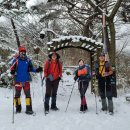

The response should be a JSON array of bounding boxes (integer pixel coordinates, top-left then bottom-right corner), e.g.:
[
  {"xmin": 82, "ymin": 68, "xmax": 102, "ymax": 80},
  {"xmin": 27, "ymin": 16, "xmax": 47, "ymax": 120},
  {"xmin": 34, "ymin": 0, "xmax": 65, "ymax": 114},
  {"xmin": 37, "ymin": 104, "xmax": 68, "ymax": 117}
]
[{"xmin": 0, "ymin": 69, "xmax": 130, "ymax": 130}]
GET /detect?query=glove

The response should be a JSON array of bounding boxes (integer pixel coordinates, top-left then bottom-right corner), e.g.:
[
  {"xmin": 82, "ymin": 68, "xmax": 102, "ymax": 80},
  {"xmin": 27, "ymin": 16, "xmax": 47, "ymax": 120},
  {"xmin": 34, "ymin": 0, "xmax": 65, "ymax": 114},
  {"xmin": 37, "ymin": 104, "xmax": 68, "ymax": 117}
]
[
  {"xmin": 36, "ymin": 66, "xmax": 43, "ymax": 72},
  {"xmin": 74, "ymin": 76, "xmax": 78, "ymax": 81},
  {"xmin": 59, "ymin": 77, "xmax": 61, "ymax": 80},
  {"xmin": 59, "ymin": 77, "xmax": 63, "ymax": 81},
  {"xmin": 10, "ymin": 70, "xmax": 15, "ymax": 75},
  {"xmin": 104, "ymin": 72, "xmax": 109, "ymax": 77}
]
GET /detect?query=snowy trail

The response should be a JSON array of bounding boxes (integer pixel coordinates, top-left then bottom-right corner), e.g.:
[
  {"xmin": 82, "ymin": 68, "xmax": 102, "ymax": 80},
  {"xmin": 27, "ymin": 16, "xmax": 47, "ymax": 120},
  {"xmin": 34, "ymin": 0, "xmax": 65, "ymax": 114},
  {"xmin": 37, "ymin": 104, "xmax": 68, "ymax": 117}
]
[{"xmin": 0, "ymin": 72, "xmax": 130, "ymax": 130}]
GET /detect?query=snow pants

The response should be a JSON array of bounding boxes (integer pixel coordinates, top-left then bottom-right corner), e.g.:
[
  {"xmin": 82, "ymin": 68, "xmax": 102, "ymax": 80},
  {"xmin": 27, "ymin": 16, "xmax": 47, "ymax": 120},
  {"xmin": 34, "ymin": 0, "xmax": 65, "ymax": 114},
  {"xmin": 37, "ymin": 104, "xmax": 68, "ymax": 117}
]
[
  {"xmin": 44, "ymin": 79, "xmax": 60, "ymax": 110},
  {"xmin": 98, "ymin": 76, "xmax": 113, "ymax": 112},
  {"xmin": 98, "ymin": 76, "xmax": 112, "ymax": 100},
  {"xmin": 78, "ymin": 79, "xmax": 89, "ymax": 111},
  {"xmin": 14, "ymin": 82, "xmax": 32, "ymax": 112}
]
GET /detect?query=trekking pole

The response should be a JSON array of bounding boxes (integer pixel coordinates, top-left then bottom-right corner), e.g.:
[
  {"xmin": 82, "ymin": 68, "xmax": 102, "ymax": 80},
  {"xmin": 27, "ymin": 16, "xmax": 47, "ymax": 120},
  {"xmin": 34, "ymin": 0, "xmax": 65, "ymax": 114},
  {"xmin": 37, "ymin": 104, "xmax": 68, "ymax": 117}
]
[
  {"xmin": 40, "ymin": 73, "xmax": 44, "ymax": 88},
  {"xmin": 93, "ymin": 76, "xmax": 98, "ymax": 114},
  {"xmin": 39, "ymin": 72, "xmax": 44, "ymax": 98},
  {"xmin": 41, "ymin": 76, "xmax": 46, "ymax": 116},
  {"xmin": 12, "ymin": 80, "xmax": 15, "ymax": 124},
  {"xmin": 32, "ymin": 83, "xmax": 35, "ymax": 98},
  {"xmin": 82, "ymin": 80, "xmax": 85, "ymax": 111},
  {"xmin": 93, "ymin": 74, "xmax": 98, "ymax": 114},
  {"xmin": 94, "ymin": 91, "xmax": 98, "ymax": 114},
  {"xmin": 105, "ymin": 76, "xmax": 107, "ymax": 114},
  {"xmin": 65, "ymin": 81, "xmax": 76, "ymax": 112},
  {"xmin": 41, "ymin": 77, "xmax": 45, "ymax": 99},
  {"xmin": 40, "ymin": 72, "xmax": 43, "ymax": 86},
  {"xmin": 61, "ymin": 78, "xmax": 64, "ymax": 87}
]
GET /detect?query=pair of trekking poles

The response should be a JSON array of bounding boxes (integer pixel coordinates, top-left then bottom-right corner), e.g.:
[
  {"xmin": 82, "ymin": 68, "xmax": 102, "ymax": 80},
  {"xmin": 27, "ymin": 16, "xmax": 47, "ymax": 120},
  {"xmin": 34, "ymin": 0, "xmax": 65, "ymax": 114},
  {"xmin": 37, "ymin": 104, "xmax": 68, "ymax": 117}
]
[
  {"xmin": 65, "ymin": 80, "xmax": 99, "ymax": 114},
  {"xmin": 65, "ymin": 80, "xmax": 86, "ymax": 112}
]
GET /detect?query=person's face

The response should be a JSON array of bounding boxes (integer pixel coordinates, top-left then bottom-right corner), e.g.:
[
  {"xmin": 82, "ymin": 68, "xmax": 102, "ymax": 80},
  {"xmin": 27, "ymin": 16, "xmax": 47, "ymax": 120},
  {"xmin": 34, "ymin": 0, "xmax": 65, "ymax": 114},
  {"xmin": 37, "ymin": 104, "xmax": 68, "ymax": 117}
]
[
  {"xmin": 52, "ymin": 53, "xmax": 57, "ymax": 60},
  {"xmin": 19, "ymin": 51, "xmax": 26, "ymax": 59},
  {"xmin": 99, "ymin": 55, "xmax": 105, "ymax": 61},
  {"xmin": 79, "ymin": 60, "xmax": 84, "ymax": 66}
]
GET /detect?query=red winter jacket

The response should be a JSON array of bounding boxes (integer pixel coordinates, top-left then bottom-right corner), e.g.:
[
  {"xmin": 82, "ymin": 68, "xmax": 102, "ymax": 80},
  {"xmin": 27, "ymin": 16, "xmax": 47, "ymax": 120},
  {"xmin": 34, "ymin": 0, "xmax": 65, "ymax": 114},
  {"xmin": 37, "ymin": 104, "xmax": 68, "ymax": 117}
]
[{"xmin": 44, "ymin": 59, "xmax": 62, "ymax": 80}]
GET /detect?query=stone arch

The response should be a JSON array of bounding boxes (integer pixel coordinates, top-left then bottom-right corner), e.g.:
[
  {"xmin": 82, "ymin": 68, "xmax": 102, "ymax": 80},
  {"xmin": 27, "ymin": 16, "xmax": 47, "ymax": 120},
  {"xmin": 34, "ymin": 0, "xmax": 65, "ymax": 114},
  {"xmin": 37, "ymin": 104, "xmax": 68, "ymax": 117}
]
[{"xmin": 47, "ymin": 35, "xmax": 103, "ymax": 92}]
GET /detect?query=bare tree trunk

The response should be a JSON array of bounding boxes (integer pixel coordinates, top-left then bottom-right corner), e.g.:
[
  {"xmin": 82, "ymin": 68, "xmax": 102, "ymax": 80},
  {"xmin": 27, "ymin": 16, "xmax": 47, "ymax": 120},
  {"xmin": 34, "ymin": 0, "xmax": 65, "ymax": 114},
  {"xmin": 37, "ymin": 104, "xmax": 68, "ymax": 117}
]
[
  {"xmin": 86, "ymin": 0, "xmax": 123, "ymax": 65},
  {"xmin": 83, "ymin": 25, "xmax": 90, "ymax": 37},
  {"xmin": 108, "ymin": 20, "xmax": 116, "ymax": 65},
  {"xmin": 106, "ymin": 26, "xmax": 110, "ymax": 51}
]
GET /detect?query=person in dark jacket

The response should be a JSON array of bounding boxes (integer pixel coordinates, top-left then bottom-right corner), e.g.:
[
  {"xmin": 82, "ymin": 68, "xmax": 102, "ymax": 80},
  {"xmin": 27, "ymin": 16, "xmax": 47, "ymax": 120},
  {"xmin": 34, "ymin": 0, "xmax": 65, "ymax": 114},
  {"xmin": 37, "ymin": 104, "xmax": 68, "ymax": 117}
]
[
  {"xmin": 74, "ymin": 59, "xmax": 91, "ymax": 112},
  {"xmin": 10, "ymin": 45, "xmax": 42, "ymax": 114},
  {"xmin": 44, "ymin": 52, "xmax": 62, "ymax": 113},
  {"xmin": 95, "ymin": 52, "xmax": 114, "ymax": 114}
]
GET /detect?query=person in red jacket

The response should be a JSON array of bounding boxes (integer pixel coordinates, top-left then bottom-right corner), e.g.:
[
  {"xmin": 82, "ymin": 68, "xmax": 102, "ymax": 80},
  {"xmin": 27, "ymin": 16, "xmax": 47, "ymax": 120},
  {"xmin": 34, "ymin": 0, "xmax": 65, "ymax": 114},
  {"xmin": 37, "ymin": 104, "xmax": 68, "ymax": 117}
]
[{"xmin": 44, "ymin": 52, "xmax": 62, "ymax": 113}]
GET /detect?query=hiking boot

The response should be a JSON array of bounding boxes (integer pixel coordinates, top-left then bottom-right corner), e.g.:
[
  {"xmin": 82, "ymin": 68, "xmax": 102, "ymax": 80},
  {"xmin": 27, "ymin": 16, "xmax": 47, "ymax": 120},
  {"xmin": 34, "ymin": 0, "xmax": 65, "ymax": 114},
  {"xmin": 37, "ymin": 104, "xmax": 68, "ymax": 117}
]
[
  {"xmin": 26, "ymin": 106, "xmax": 34, "ymax": 115},
  {"xmin": 26, "ymin": 110, "xmax": 34, "ymax": 115},
  {"xmin": 80, "ymin": 105, "xmax": 87, "ymax": 111},
  {"xmin": 45, "ymin": 110, "xmax": 49, "ymax": 114},
  {"xmin": 109, "ymin": 111, "xmax": 114, "ymax": 115},
  {"xmin": 26, "ymin": 97, "xmax": 34, "ymax": 114},
  {"xmin": 51, "ymin": 106, "xmax": 59, "ymax": 111},
  {"xmin": 84, "ymin": 104, "xmax": 88, "ymax": 110},
  {"xmin": 101, "ymin": 107, "xmax": 107, "ymax": 111},
  {"xmin": 16, "ymin": 105, "xmax": 22, "ymax": 113}
]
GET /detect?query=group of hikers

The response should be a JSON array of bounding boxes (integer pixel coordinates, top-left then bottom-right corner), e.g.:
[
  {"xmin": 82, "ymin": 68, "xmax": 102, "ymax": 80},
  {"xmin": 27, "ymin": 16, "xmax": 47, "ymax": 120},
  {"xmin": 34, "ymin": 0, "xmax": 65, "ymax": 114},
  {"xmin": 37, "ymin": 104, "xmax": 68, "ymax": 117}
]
[{"xmin": 10, "ymin": 45, "xmax": 114, "ymax": 115}]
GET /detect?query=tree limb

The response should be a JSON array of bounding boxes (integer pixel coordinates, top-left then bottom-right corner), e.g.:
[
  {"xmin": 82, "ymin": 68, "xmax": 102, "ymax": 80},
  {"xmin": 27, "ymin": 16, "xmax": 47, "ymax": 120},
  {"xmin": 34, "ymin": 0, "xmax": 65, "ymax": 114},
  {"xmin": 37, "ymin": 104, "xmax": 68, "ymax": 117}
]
[
  {"xmin": 85, "ymin": 0, "xmax": 104, "ymax": 15},
  {"xmin": 109, "ymin": 0, "xmax": 123, "ymax": 19},
  {"xmin": 69, "ymin": 13, "xmax": 85, "ymax": 26}
]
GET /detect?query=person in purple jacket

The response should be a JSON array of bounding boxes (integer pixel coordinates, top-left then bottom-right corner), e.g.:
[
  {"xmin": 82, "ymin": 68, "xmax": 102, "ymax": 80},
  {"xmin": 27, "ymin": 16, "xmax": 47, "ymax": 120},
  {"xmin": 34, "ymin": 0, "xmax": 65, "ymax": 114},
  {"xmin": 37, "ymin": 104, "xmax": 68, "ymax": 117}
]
[{"xmin": 10, "ymin": 45, "xmax": 42, "ymax": 114}]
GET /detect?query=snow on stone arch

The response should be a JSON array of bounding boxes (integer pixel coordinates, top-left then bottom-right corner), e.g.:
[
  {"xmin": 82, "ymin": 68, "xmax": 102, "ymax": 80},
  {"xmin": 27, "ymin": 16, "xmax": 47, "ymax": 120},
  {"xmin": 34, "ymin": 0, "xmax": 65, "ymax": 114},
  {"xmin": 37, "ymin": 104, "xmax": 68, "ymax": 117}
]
[{"xmin": 47, "ymin": 35, "xmax": 103, "ymax": 46}]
